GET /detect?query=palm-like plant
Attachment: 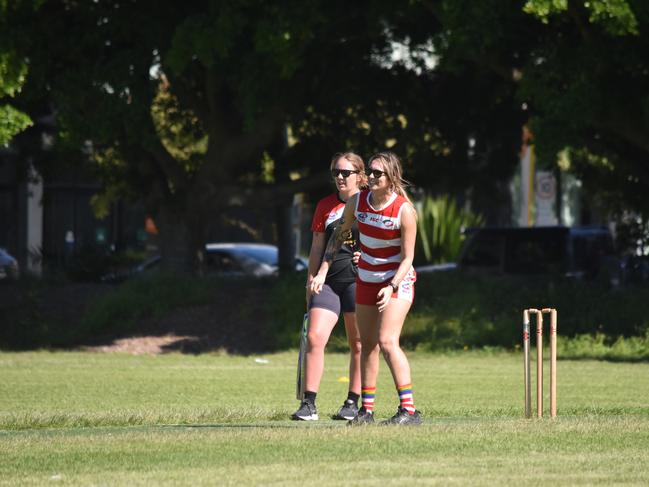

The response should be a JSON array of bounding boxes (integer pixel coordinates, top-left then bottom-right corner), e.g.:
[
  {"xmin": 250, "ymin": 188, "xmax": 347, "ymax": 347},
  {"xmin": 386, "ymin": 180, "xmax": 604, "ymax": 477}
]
[{"xmin": 415, "ymin": 193, "xmax": 484, "ymax": 264}]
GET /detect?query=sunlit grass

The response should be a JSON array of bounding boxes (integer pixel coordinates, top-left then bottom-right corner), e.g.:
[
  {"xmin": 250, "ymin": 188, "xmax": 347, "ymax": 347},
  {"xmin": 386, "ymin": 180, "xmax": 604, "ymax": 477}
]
[{"xmin": 1, "ymin": 351, "xmax": 648, "ymax": 485}]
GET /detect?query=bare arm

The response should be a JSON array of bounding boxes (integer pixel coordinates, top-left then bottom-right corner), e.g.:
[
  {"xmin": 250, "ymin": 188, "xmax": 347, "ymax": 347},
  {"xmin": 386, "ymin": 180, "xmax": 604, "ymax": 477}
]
[
  {"xmin": 310, "ymin": 193, "xmax": 358, "ymax": 293},
  {"xmin": 376, "ymin": 203, "xmax": 417, "ymax": 311},
  {"xmin": 305, "ymin": 231, "xmax": 326, "ymax": 302},
  {"xmin": 308, "ymin": 232, "xmax": 326, "ymax": 279},
  {"xmin": 392, "ymin": 203, "xmax": 417, "ymax": 286}
]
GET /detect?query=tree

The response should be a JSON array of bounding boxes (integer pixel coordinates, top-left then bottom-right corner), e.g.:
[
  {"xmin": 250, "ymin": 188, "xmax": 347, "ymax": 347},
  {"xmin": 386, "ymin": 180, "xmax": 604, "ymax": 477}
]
[
  {"xmin": 0, "ymin": 1, "xmax": 38, "ymax": 146},
  {"xmin": 15, "ymin": 0, "xmax": 527, "ymax": 271},
  {"xmin": 10, "ymin": 1, "xmax": 423, "ymax": 271},
  {"xmin": 417, "ymin": 0, "xmax": 649, "ymax": 217}
]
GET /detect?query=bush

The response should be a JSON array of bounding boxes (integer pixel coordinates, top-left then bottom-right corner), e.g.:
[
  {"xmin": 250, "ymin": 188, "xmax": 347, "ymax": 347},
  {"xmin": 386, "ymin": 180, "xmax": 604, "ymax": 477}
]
[
  {"xmin": 557, "ymin": 332, "xmax": 649, "ymax": 362},
  {"xmin": 266, "ymin": 271, "xmax": 649, "ymax": 359},
  {"xmin": 415, "ymin": 193, "xmax": 484, "ymax": 265},
  {"xmin": 406, "ymin": 272, "xmax": 649, "ymax": 350},
  {"xmin": 4, "ymin": 269, "xmax": 649, "ymax": 360},
  {"xmin": 267, "ymin": 273, "xmax": 309, "ymax": 350},
  {"xmin": 76, "ymin": 273, "xmax": 219, "ymax": 340}
]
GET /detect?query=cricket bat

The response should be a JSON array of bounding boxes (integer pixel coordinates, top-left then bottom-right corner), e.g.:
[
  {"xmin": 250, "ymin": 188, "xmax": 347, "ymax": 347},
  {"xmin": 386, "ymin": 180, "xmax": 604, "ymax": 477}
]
[{"xmin": 296, "ymin": 312, "xmax": 308, "ymax": 400}]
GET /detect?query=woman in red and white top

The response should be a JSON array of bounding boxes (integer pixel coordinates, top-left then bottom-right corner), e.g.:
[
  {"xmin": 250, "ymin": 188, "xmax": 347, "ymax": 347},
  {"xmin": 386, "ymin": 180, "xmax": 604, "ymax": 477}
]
[
  {"xmin": 311, "ymin": 151, "xmax": 421, "ymax": 425},
  {"xmin": 292, "ymin": 152, "xmax": 367, "ymax": 422}
]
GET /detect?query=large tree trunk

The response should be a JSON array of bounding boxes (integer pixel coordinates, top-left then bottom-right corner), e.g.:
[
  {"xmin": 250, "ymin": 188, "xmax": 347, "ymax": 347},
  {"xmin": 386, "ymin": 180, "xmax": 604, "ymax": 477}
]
[{"xmin": 155, "ymin": 204, "xmax": 208, "ymax": 274}]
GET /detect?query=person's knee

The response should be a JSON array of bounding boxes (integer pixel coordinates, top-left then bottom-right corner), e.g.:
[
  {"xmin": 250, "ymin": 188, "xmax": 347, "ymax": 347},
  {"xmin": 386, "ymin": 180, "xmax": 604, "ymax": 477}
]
[
  {"xmin": 378, "ymin": 335, "xmax": 400, "ymax": 356},
  {"xmin": 348, "ymin": 337, "xmax": 362, "ymax": 355},
  {"xmin": 307, "ymin": 329, "xmax": 329, "ymax": 350}
]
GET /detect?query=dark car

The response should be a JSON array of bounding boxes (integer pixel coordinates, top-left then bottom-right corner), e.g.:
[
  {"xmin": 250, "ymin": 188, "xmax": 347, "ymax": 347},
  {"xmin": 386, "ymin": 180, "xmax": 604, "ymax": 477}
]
[
  {"xmin": 102, "ymin": 243, "xmax": 307, "ymax": 283},
  {"xmin": 0, "ymin": 248, "xmax": 19, "ymax": 280},
  {"xmin": 416, "ymin": 226, "xmax": 620, "ymax": 282}
]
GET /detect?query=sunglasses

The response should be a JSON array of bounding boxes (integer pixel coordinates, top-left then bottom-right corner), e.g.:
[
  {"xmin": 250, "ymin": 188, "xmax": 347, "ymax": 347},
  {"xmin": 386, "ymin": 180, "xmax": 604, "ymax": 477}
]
[
  {"xmin": 331, "ymin": 169, "xmax": 359, "ymax": 178},
  {"xmin": 365, "ymin": 168, "xmax": 387, "ymax": 178}
]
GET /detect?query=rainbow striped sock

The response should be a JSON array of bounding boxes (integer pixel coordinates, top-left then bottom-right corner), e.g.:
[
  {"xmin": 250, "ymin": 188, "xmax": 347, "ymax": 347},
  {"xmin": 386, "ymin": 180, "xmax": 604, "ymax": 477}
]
[
  {"xmin": 361, "ymin": 387, "xmax": 376, "ymax": 412},
  {"xmin": 398, "ymin": 384, "xmax": 415, "ymax": 414}
]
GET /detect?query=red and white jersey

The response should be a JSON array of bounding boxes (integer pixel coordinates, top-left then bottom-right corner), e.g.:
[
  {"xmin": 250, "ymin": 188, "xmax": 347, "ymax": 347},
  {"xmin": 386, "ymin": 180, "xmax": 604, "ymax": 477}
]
[{"xmin": 354, "ymin": 190, "xmax": 415, "ymax": 284}]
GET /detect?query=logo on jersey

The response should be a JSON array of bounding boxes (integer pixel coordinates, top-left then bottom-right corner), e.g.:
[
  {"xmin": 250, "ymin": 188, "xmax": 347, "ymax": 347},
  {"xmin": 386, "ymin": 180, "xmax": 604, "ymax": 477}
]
[
  {"xmin": 357, "ymin": 212, "xmax": 367, "ymax": 222},
  {"xmin": 383, "ymin": 220, "xmax": 394, "ymax": 228}
]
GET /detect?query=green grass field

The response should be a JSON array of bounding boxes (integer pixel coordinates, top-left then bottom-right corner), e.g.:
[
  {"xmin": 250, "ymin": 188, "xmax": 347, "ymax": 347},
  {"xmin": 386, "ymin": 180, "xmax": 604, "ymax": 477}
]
[{"xmin": 1, "ymin": 350, "xmax": 648, "ymax": 485}]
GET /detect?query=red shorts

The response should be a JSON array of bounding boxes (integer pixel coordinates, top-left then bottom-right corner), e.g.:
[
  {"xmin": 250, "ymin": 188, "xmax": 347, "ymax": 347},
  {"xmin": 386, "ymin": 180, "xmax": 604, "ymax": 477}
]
[{"xmin": 355, "ymin": 270, "xmax": 416, "ymax": 306}]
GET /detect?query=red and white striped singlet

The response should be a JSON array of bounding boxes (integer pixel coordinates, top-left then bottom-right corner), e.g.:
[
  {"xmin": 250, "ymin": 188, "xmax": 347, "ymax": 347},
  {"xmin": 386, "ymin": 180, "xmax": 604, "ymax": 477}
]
[{"xmin": 354, "ymin": 189, "xmax": 415, "ymax": 284}]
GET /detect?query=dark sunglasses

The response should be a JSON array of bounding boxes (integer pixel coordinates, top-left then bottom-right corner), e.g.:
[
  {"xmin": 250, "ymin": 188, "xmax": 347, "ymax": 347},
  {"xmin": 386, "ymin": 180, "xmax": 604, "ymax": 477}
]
[
  {"xmin": 331, "ymin": 169, "xmax": 359, "ymax": 178},
  {"xmin": 365, "ymin": 168, "xmax": 387, "ymax": 178}
]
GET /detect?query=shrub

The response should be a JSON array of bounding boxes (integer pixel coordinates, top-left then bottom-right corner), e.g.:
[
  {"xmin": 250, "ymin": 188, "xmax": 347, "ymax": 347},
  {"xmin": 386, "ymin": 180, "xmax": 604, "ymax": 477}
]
[
  {"xmin": 415, "ymin": 193, "xmax": 484, "ymax": 265},
  {"xmin": 266, "ymin": 271, "xmax": 649, "ymax": 359}
]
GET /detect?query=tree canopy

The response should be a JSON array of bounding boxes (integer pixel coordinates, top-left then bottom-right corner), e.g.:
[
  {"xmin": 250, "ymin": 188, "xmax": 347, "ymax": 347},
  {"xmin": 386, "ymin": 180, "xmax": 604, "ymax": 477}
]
[
  {"xmin": 4, "ymin": 0, "xmax": 649, "ymax": 269},
  {"xmin": 0, "ymin": 1, "xmax": 39, "ymax": 146}
]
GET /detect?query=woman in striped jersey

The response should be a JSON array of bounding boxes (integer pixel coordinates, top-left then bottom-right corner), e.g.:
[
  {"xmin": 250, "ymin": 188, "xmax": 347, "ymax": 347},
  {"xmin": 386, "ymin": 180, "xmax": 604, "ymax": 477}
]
[
  {"xmin": 311, "ymin": 151, "xmax": 421, "ymax": 425},
  {"xmin": 292, "ymin": 152, "xmax": 367, "ymax": 422}
]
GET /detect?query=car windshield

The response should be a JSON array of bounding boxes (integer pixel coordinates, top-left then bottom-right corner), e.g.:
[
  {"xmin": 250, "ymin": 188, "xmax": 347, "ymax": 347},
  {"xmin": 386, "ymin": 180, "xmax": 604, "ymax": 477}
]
[{"xmin": 230, "ymin": 246, "xmax": 278, "ymax": 266}]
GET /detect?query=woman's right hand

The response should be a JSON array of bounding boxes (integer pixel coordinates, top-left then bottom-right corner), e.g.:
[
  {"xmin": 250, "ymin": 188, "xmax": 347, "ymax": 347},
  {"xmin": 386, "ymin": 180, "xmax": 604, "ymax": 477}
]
[
  {"xmin": 310, "ymin": 273, "xmax": 326, "ymax": 295},
  {"xmin": 376, "ymin": 284, "xmax": 395, "ymax": 312}
]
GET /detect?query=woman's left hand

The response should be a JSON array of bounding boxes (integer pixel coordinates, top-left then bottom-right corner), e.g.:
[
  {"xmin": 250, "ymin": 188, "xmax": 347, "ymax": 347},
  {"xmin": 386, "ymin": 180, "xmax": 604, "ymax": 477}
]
[
  {"xmin": 376, "ymin": 285, "xmax": 392, "ymax": 312},
  {"xmin": 352, "ymin": 251, "xmax": 361, "ymax": 265},
  {"xmin": 310, "ymin": 273, "xmax": 326, "ymax": 295}
]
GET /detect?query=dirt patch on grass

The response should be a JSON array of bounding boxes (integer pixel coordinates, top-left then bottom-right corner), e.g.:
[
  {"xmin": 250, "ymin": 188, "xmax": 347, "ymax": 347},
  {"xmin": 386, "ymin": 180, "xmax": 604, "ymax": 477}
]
[{"xmin": 82, "ymin": 335, "xmax": 199, "ymax": 355}]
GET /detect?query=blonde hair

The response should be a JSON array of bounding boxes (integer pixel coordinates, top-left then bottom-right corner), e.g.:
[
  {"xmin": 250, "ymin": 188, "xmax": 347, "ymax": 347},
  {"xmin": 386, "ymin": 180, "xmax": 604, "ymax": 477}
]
[
  {"xmin": 367, "ymin": 151, "xmax": 413, "ymax": 205},
  {"xmin": 330, "ymin": 151, "xmax": 368, "ymax": 189}
]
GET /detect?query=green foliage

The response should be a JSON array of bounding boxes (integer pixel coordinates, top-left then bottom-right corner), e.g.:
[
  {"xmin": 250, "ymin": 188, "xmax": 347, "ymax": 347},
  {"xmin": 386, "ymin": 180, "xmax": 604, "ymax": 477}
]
[
  {"xmin": 415, "ymin": 193, "xmax": 484, "ymax": 264},
  {"xmin": 264, "ymin": 271, "xmax": 649, "ymax": 360},
  {"xmin": 0, "ymin": 104, "xmax": 32, "ymax": 146},
  {"xmin": 0, "ymin": 274, "xmax": 220, "ymax": 349},
  {"xmin": 0, "ymin": 2, "xmax": 41, "ymax": 145},
  {"xmin": 524, "ymin": 0, "xmax": 639, "ymax": 35},
  {"xmin": 4, "ymin": 269, "xmax": 649, "ymax": 360},
  {"xmin": 406, "ymin": 272, "xmax": 649, "ymax": 352},
  {"xmin": 0, "ymin": 51, "xmax": 32, "ymax": 145},
  {"xmin": 523, "ymin": 0, "xmax": 568, "ymax": 21},
  {"xmin": 267, "ymin": 273, "xmax": 307, "ymax": 349},
  {"xmin": 427, "ymin": 0, "xmax": 649, "ymax": 219},
  {"xmin": 0, "ymin": 52, "xmax": 28, "ymax": 98},
  {"xmin": 615, "ymin": 213, "xmax": 649, "ymax": 256},
  {"xmin": 557, "ymin": 331, "xmax": 649, "ymax": 361},
  {"xmin": 150, "ymin": 82, "xmax": 207, "ymax": 169},
  {"xmin": 77, "ymin": 275, "xmax": 218, "ymax": 340}
]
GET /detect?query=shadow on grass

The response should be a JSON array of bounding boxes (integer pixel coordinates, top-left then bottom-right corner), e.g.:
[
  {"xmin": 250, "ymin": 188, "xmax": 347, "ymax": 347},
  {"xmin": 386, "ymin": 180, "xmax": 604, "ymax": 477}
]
[{"xmin": 0, "ymin": 275, "xmax": 279, "ymax": 355}]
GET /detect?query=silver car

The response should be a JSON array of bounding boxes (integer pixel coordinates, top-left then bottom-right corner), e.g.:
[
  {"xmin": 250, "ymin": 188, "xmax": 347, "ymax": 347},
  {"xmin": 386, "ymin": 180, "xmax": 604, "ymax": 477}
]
[
  {"xmin": 204, "ymin": 243, "xmax": 307, "ymax": 277},
  {"xmin": 102, "ymin": 243, "xmax": 307, "ymax": 283}
]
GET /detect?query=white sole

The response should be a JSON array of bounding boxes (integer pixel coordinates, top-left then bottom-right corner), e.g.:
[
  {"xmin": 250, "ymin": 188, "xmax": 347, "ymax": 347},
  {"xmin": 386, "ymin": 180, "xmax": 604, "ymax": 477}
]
[{"xmin": 294, "ymin": 414, "xmax": 318, "ymax": 421}]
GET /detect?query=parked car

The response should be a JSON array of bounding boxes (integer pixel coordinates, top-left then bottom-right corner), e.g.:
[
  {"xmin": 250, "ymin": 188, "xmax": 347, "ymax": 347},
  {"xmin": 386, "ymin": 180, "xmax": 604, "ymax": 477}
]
[
  {"xmin": 416, "ymin": 226, "xmax": 621, "ymax": 282},
  {"xmin": 102, "ymin": 243, "xmax": 307, "ymax": 283},
  {"xmin": 203, "ymin": 243, "xmax": 307, "ymax": 276},
  {"xmin": 0, "ymin": 248, "xmax": 19, "ymax": 281}
]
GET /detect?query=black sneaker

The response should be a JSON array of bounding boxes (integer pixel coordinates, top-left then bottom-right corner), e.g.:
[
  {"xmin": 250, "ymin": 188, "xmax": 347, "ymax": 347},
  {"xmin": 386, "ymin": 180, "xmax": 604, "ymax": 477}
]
[
  {"xmin": 382, "ymin": 406, "xmax": 422, "ymax": 425},
  {"xmin": 333, "ymin": 399, "xmax": 359, "ymax": 420},
  {"xmin": 347, "ymin": 407, "xmax": 374, "ymax": 425},
  {"xmin": 291, "ymin": 400, "xmax": 318, "ymax": 421}
]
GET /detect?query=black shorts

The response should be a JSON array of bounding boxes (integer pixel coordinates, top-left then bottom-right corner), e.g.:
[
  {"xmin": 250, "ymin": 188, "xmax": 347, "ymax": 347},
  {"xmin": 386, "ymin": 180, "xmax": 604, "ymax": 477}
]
[{"xmin": 309, "ymin": 281, "xmax": 356, "ymax": 316}]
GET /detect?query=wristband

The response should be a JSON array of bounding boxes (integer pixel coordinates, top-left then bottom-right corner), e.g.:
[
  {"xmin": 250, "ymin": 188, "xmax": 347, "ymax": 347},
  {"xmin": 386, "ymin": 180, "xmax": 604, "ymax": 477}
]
[{"xmin": 388, "ymin": 282, "xmax": 398, "ymax": 293}]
